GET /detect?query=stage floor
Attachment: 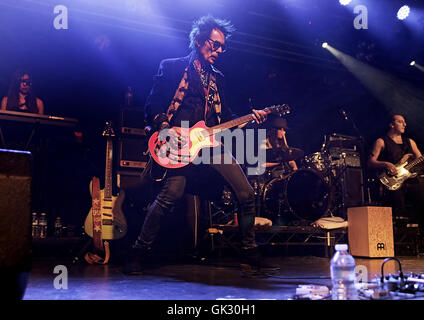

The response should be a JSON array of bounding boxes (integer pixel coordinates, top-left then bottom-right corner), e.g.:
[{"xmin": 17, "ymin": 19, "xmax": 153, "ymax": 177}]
[{"xmin": 23, "ymin": 254, "xmax": 424, "ymax": 300}]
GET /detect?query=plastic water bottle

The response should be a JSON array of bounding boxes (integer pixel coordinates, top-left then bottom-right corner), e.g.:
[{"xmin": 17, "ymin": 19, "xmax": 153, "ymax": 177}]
[
  {"xmin": 39, "ymin": 212, "xmax": 48, "ymax": 239},
  {"xmin": 330, "ymin": 244, "xmax": 358, "ymax": 300},
  {"xmin": 54, "ymin": 217, "xmax": 62, "ymax": 237},
  {"xmin": 31, "ymin": 212, "xmax": 39, "ymax": 239}
]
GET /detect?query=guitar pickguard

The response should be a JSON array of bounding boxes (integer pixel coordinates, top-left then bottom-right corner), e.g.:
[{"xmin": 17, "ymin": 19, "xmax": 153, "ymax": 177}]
[{"xmin": 84, "ymin": 189, "xmax": 127, "ymax": 240}]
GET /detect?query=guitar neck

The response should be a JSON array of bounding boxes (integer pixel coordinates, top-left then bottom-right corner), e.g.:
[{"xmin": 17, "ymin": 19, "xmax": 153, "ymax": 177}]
[
  {"xmin": 405, "ymin": 155, "xmax": 424, "ymax": 171},
  {"xmin": 206, "ymin": 114, "xmax": 255, "ymax": 136},
  {"xmin": 104, "ymin": 139, "xmax": 113, "ymax": 199}
]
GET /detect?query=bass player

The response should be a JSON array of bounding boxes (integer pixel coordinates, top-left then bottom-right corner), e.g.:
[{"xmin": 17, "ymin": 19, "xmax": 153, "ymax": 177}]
[{"xmin": 368, "ymin": 113, "xmax": 424, "ymax": 230}]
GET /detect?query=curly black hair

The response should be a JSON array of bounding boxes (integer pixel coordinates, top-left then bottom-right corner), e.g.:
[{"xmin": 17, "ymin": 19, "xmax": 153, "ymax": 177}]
[{"xmin": 189, "ymin": 14, "xmax": 235, "ymax": 50}]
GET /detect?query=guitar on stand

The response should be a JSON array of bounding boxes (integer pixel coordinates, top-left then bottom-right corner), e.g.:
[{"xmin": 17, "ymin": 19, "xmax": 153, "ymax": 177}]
[{"xmin": 83, "ymin": 121, "xmax": 127, "ymax": 264}]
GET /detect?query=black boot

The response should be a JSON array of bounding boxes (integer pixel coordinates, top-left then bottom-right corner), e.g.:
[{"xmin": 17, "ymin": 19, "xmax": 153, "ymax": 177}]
[
  {"xmin": 240, "ymin": 247, "xmax": 280, "ymax": 272},
  {"xmin": 122, "ymin": 242, "xmax": 152, "ymax": 275}
]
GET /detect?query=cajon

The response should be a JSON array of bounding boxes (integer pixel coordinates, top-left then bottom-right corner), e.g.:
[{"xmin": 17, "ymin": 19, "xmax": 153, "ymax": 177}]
[{"xmin": 348, "ymin": 206, "xmax": 394, "ymax": 258}]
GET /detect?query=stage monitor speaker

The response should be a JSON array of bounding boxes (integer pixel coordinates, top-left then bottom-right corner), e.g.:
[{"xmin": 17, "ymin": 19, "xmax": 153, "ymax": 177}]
[
  {"xmin": 0, "ymin": 149, "xmax": 32, "ymax": 300},
  {"xmin": 348, "ymin": 206, "xmax": 394, "ymax": 258},
  {"xmin": 341, "ymin": 167, "xmax": 364, "ymax": 208}
]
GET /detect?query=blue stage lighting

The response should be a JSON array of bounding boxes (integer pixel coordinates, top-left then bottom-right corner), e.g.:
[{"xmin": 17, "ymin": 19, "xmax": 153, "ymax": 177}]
[
  {"xmin": 397, "ymin": 5, "xmax": 410, "ymax": 20},
  {"xmin": 339, "ymin": 0, "xmax": 352, "ymax": 6}
]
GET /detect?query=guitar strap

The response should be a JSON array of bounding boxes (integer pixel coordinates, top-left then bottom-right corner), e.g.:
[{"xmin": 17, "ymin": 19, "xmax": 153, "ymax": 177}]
[{"xmin": 84, "ymin": 177, "xmax": 110, "ymax": 265}]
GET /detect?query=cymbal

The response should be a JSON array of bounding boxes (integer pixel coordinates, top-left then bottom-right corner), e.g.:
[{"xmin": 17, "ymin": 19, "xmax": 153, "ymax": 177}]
[{"xmin": 266, "ymin": 147, "xmax": 304, "ymax": 162}]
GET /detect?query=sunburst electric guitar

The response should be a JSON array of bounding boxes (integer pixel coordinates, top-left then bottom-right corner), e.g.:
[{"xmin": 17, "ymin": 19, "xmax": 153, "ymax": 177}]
[
  {"xmin": 148, "ymin": 104, "xmax": 290, "ymax": 169},
  {"xmin": 379, "ymin": 153, "xmax": 424, "ymax": 191},
  {"xmin": 84, "ymin": 122, "xmax": 127, "ymax": 241}
]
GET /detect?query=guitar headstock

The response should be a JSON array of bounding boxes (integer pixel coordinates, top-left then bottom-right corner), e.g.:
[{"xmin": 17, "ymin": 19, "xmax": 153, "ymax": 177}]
[
  {"xmin": 265, "ymin": 104, "xmax": 290, "ymax": 116},
  {"xmin": 102, "ymin": 121, "xmax": 115, "ymax": 137}
]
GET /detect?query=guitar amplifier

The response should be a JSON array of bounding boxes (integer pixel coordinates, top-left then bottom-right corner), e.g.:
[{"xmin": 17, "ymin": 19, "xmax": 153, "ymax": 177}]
[
  {"xmin": 341, "ymin": 167, "xmax": 365, "ymax": 207},
  {"xmin": 329, "ymin": 148, "xmax": 362, "ymax": 168},
  {"xmin": 118, "ymin": 135, "xmax": 149, "ymax": 170},
  {"xmin": 325, "ymin": 133, "xmax": 361, "ymax": 150},
  {"xmin": 118, "ymin": 107, "xmax": 149, "ymax": 169}
]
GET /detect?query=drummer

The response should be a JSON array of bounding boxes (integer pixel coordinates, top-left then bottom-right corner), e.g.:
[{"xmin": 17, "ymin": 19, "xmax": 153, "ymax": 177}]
[{"xmin": 265, "ymin": 115, "xmax": 299, "ymax": 176}]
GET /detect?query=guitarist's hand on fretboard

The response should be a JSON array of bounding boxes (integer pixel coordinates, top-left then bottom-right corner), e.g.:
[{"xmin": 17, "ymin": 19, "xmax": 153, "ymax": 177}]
[{"xmin": 251, "ymin": 109, "xmax": 268, "ymax": 124}]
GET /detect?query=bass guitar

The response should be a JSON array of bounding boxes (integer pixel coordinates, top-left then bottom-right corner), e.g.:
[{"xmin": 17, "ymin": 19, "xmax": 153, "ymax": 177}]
[
  {"xmin": 379, "ymin": 153, "xmax": 424, "ymax": 191},
  {"xmin": 148, "ymin": 104, "xmax": 290, "ymax": 169}
]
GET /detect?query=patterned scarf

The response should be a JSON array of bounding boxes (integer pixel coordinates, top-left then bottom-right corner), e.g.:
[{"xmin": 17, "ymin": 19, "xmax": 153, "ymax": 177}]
[{"xmin": 166, "ymin": 59, "xmax": 222, "ymax": 124}]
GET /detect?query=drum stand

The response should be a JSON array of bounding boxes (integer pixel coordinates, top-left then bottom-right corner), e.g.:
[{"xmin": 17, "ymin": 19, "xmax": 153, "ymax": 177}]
[{"xmin": 274, "ymin": 198, "xmax": 286, "ymax": 226}]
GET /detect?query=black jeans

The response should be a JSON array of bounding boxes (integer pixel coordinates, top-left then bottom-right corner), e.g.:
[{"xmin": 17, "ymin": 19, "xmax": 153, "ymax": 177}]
[
  {"xmin": 138, "ymin": 150, "xmax": 257, "ymax": 250},
  {"xmin": 384, "ymin": 176, "xmax": 424, "ymax": 227}
]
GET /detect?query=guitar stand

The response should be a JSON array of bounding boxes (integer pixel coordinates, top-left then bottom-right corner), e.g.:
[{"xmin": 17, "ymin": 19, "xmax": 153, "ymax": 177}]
[
  {"xmin": 0, "ymin": 120, "xmax": 40, "ymax": 150},
  {"xmin": 25, "ymin": 121, "xmax": 40, "ymax": 150},
  {"xmin": 71, "ymin": 236, "xmax": 93, "ymax": 265}
]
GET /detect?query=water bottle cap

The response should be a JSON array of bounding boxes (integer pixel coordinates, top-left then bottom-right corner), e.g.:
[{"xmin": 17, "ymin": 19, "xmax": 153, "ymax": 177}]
[{"xmin": 335, "ymin": 244, "xmax": 348, "ymax": 251}]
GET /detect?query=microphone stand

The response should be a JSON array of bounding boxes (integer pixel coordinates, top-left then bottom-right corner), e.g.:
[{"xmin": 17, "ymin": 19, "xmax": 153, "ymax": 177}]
[{"xmin": 339, "ymin": 108, "xmax": 372, "ymax": 206}]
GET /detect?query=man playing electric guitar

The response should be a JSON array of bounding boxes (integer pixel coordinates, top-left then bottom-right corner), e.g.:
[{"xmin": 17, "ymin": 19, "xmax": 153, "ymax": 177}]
[
  {"xmin": 123, "ymin": 15, "xmax": 279, "ymax": 274},
  {"xmin": 368, "ymin": 113, "xmax": 424, "ymax": 228}
]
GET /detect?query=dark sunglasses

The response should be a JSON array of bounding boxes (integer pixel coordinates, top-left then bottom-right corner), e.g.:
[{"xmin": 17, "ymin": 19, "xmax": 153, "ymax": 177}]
[
  {"xmin": 20, "ymin": 79, "xmax": 32, "ymax": 85},
  {"xmin": 207, "ymin": 39, "xmax": 227, "ymax": 53}
]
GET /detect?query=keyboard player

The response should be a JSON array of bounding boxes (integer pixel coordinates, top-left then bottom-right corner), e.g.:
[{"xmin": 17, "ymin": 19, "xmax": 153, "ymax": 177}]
[{"xmin": 1, "ymin": 70, "xmax": 44, "ymax": 115}]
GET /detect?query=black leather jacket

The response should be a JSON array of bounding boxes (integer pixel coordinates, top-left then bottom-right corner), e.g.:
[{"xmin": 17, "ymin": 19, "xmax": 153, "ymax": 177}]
[{"xmin": 144, "ymin": 51, "xmax": 233, "ymax": 129}]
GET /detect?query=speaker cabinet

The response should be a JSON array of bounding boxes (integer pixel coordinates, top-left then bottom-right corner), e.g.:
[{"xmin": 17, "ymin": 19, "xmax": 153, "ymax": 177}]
[
  {"xmin": 117, "ymin": 170, "xmax": 148, "ymax": 190},
  {"xmin": 0, "ymin": 149, "xmax": 32, "ymax": 299},
  {"xmin": 341, "ymin": 167, "xmax": 365, "ymax": 207},
  {"xmin": 118, "ymin": 136, "xmax": 149, "ymax": 169},
  {"xmin": 348, "ymin": 206, "xmax": 394, "ymax": 258}
]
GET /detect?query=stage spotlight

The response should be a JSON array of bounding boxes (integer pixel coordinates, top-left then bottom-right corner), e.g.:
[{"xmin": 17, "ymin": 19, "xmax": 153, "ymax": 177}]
[
  {"xmin": 339, "ymin": 0, "xmax": 352, "ymax": 6},
  {"xmin": 397, "ymin": 5, "xmax": 410, "ymax": 20},
  {"xmin": 322, "ymin": 42, "xmax": 328, "ymax": 49},
  {"xmin": 410, "ymin": 61, "xmax": 416, "ymax": 66}
]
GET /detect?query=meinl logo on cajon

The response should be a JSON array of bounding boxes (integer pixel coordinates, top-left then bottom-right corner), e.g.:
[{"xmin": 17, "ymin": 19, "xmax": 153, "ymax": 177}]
[
  {"xmin": 347, "ymin": 206, "xmax": 394, "ymax": 258},
  {"xmin": 376, "ymin": 243, "xmax": 386, "ymax": 251}
]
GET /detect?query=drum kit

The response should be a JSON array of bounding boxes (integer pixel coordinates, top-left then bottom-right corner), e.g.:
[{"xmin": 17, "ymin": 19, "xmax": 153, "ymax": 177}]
[{"xmin": 213, "ymin": 135, "xmax": 362, "ymax": 226}]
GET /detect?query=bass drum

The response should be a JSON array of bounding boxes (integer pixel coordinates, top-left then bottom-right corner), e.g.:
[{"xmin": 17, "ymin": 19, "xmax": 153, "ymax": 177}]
[{"xmin": 262, "ymin": 168, "xmax": 331, "ymax": 223}]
